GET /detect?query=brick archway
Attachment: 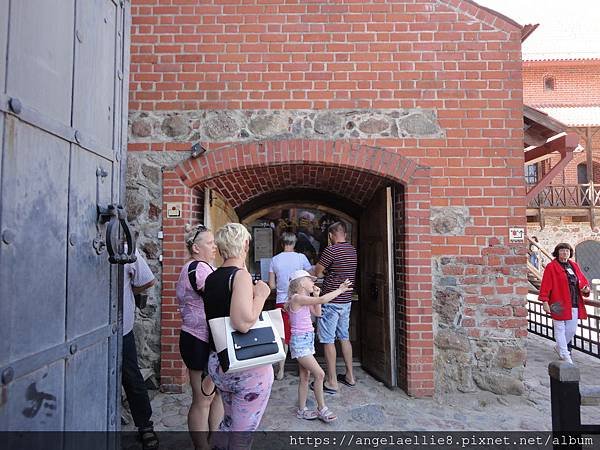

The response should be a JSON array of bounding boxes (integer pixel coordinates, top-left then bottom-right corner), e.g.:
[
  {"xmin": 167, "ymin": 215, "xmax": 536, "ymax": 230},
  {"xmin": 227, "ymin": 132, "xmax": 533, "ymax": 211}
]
[{"xmin": 161, "ymin": 140, "xmax": 433, "ymax": 397}]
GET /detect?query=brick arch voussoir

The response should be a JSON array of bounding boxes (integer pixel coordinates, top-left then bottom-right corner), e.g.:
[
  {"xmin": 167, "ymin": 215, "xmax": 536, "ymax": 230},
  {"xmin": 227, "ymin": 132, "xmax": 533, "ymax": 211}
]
[{"xmin": 176, "ymin": 140, "xmax": 421, "ymax": 188}]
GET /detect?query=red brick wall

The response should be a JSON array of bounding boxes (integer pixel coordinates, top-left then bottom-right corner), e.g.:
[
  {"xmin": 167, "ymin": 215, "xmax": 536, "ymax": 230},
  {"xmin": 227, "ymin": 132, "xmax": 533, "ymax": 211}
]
[
  {"xmin": 129, "ymin": 0, "xmax": 527, "ymax": 397},
  {"xmin": 129, "ymin": 0, "xmax": 523, "ymax": 115},
  {"xmin": 523, "ymin": 61, "xmax": 600, "ymax": 107},
  {"xmin": 563, "ymin": 150, "xmax": 600, "ymax": 185},
  {"xmin": 523, "ymin": 60, "xmax": 600, "ymax": 195}
]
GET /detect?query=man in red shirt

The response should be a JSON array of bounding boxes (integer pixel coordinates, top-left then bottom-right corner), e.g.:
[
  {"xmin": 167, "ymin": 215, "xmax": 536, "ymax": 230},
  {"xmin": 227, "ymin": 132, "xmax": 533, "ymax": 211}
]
[{"xmin": 314, "ymin": 222, "xmax": 357, "ymax": 393}]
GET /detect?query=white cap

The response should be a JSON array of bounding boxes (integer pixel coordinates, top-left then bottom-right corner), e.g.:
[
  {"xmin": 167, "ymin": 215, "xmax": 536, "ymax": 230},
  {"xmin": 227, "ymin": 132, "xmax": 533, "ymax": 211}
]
[{"xmin": 289, "ymin": 270, "xmax": 316, "ymax": 282}]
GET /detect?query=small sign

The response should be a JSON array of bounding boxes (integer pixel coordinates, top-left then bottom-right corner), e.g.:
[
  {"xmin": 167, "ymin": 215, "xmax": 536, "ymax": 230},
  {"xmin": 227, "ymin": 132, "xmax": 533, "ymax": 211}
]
[
  {"xmin": 166, "ymin": 202, "xmax": 182, "ymax": 219},
  {"xmin": 253, "ymin": 227, "xmax": 273, "ymax": 262},
  {"xmin": 509, "ymin": 227, "xmax": 525, "ymax": 243}
]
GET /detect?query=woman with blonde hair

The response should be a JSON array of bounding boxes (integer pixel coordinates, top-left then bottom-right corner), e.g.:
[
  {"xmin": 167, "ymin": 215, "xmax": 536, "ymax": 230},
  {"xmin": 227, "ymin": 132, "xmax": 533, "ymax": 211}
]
[
  {"xmin": 203, "ymin": 223, "xmax": 274, "ymax": 432},
  {"xmin": 176, "ymin": 224, "xmax": 224, "ymax": 449}
]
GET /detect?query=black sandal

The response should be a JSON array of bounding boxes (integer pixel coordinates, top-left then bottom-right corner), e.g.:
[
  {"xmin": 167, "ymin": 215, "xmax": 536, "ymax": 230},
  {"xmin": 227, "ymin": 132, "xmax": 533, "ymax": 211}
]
[{"xmin": 138, "ymin": 424, "xmax": 159, "ymax": 450}]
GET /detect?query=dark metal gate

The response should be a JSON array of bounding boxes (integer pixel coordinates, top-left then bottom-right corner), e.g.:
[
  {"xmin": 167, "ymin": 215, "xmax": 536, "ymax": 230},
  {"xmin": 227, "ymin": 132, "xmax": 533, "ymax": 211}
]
[
  {"xmin": 576, "ymin": 240, "xmax": 600, "ymax": 284},
  {"xmin": 0, "ymin": 0, "xmax": 130, "ymax": 431}
]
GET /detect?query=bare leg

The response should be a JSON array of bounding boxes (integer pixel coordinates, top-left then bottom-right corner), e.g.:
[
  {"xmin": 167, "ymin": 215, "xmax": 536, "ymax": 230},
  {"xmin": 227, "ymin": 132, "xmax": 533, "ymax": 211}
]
[
  {"xmin": 339, "ymin": 339, "xmax": 355, "ymax": 384},
  {"xmin": 323, "ymin": 343, "xmax": 338, "ymax": 390},
  {"xmin": 188, "ymin": 370, "xmax": 219, "ymax": 449},
  {"xmin": 298, "ymin": 355, "xmax": 326, "ymax": 410},
  {"xmin": 297, "ymin": 362, "xmax": 310, "ymax": 410},
  {"xmin": 208, "ymin": 390, "xmax": 223, "ymax": 431}
]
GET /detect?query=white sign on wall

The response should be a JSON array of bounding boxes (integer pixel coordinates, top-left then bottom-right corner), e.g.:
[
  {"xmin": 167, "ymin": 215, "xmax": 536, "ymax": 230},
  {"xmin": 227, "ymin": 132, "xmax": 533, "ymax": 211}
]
[
  {"xmin": 509, "ymin": 227, "xmax": 525, "ymax": 243},
  {"xmin": 166, "ymin": 202, "xmax": 182, "ymax": 218}
]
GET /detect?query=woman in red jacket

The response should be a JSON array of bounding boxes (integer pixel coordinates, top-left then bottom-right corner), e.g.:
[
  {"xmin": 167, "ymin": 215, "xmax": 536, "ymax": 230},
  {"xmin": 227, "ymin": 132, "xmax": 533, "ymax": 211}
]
[{"xmin": 539, "ymin": 243, "xmax": 591, "ymax": 364}]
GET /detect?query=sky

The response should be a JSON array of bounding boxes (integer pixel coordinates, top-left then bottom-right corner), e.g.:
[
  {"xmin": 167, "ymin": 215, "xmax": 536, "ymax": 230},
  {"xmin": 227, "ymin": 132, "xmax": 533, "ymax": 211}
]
[{"xmin": 475, "ymin": 0, "xmax": 600, "ymax": 60}]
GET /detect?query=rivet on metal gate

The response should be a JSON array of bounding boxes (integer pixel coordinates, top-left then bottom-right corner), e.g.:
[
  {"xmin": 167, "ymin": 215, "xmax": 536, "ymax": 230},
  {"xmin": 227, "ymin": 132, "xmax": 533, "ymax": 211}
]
[
  {"xmin": 110, "ymin": 414, "xmax": 115, "ymax": 426},
  {"xmin": 112, "ymin": 324, "xmax": 118, "ymax": 334},
  {"xmin": 69, "ymin": 344, "xmax": 78, "ymax": 355},
  {"xmin": 8, "ymin": 98, "xmax": 22, "ymax": 114},
  {"xmin": 104, "ymin": 17, "xmax": 108, "ymax": 24},
  {"xmin": 1, "ymin": 367, "xmax": 14, "ymax": 385},
  {"xmin": 69, "ymin": 234, "xmax": 77, "ymax": 246},
  {"xmin": 76, "ymin": 30, "xmax": 83, "ymax": 43},
  {"xmin": 115, "ymin": 151, "xmax": 121, "ymax": 162},
  {"xmin": 117, "ymin": 70, "xmax": 123, "ymax": 80},
  {"xmin": 2, "ymin": 229, "xmax": 15, "ymax": 245},
  {"xmin": 74, "ymin": 130, "xmax": 82, "ymax": 143}
]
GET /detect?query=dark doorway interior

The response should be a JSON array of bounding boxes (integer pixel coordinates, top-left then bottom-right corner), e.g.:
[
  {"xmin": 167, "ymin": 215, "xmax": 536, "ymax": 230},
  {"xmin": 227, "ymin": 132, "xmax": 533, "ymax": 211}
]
[{"xmin": 236, "ymin": 186, "xmax": 398, "ymax": 387}]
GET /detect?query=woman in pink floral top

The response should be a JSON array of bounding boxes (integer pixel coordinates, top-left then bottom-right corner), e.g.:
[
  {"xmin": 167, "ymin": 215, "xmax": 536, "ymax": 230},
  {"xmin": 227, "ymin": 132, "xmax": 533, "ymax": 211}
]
[{"xmin": 176, "ymin": 224, "xmax": 223, "ymax": 448}]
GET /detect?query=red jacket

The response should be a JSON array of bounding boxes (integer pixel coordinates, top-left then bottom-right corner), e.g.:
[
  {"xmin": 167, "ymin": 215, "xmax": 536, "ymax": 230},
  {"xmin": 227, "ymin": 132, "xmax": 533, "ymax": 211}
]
[{"xmin": 538, "ymin": 258, "xmax": 589, "ymax": 321}]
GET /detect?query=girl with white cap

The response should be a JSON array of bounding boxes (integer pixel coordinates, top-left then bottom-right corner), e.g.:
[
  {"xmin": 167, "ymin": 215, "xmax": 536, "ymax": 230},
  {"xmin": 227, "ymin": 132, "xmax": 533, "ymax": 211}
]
[{"xmin": 286, "ymin": 269, "xmax": 352, "ymax": 423}]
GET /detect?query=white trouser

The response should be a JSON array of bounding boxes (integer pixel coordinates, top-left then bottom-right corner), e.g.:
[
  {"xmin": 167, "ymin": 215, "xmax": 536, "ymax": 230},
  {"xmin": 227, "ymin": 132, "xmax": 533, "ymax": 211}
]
[{"xmin": 554, "ymin": 307, "xmax": 579, "ymax": 357}]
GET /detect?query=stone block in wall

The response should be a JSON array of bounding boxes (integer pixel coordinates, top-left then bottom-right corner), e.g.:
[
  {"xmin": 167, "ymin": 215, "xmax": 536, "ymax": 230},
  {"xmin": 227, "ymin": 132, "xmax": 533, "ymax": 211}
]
[
  {"xmin": 128, "ymin": 109, "xmax": 444, "ymax": 144},
  {"xmin": 472, "ymin": 370, "xmax": 525, "ymax": 396},
  {"xmin": 434, "ymin": 288, "xmax": 462, "ymax": 326},
  {"xmin": 431, "ymin": 207, "xmax": 472, "ymax": 235},
  {"xmin": 493, "ymin": 345, "xmax": 527, "ymax": 369}
]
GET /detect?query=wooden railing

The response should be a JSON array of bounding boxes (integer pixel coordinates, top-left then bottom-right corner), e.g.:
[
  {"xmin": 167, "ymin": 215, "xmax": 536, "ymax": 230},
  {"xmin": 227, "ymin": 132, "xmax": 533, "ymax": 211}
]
[
  {"xmin": 527, "ymin": 183, "xmax": 600, "ymax": 208},
  {"xmin": 526, "ymin": 236, "xmax": 553, "ymax": 290}
]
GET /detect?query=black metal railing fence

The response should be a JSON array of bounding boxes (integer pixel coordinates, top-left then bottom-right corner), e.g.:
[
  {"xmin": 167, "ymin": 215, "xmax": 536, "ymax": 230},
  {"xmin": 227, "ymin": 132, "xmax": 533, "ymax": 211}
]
[{"xmin": 528, "ymin": 296, "xmax": 600, "ymax": 358}]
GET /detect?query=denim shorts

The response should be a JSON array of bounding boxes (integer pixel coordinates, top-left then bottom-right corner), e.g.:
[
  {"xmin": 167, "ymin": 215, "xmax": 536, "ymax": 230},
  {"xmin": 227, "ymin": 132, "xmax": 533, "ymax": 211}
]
[
  {"xmin": 317, "ymin": 302, "xmax": 352, "ymax": 344},
  {"xmin": 290, "ymin": 332, "xmax": 315, "ymax": 359}
]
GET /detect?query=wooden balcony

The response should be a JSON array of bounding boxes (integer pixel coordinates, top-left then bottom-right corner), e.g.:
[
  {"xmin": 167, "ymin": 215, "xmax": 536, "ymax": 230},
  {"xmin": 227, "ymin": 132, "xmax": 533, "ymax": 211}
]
[{"xmin": 527, "ymin": 183, "xmax": 600, "ymax": 227}]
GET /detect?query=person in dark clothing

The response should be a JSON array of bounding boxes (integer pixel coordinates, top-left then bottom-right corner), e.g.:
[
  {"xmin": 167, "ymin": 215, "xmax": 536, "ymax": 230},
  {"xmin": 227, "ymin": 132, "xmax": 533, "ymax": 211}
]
[{"xmin": 122, "ymin": 251, "xmax": 158, "ymax": 450}]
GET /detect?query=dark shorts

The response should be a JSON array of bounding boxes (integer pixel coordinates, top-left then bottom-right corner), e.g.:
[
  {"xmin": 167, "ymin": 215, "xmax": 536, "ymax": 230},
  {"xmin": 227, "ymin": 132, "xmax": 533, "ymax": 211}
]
[{"xmin": 179, "ymin": 330, "xmax": 210, "ymax": 372}]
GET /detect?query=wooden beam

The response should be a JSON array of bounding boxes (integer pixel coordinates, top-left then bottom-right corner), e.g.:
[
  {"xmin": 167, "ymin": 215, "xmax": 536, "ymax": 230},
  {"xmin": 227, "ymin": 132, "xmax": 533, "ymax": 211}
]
[
  {"xmin": 526, "ymin": 155, "xmax": 573, "ymax": 201},
  {"xmin": 524, "ymin": 133, "xmax": 577, "ymax": 163},
  {"xmin": 525, "ymin": 133, "xmax": 580, "ymax": 202}
]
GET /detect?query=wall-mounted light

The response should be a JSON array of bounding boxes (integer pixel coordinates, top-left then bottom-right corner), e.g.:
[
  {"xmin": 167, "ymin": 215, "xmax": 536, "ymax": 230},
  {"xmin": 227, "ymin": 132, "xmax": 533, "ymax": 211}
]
[{"xmin": 191, "ymin": 142, "xmax": 207, "ymax": 158}]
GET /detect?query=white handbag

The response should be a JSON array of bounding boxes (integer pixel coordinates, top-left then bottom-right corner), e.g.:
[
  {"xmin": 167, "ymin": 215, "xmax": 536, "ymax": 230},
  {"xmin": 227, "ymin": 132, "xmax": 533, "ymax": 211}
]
[{"xmin": 209, "ymin": 309, "xmax": 286, "ymax": 373}]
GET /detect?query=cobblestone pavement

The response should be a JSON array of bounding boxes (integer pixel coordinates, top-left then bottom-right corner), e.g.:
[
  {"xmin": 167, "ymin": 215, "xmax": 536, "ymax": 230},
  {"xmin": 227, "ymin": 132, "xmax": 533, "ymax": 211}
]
[{"xmin": 123, "ymin": 334, "xmax": 600, "ymax": 432}]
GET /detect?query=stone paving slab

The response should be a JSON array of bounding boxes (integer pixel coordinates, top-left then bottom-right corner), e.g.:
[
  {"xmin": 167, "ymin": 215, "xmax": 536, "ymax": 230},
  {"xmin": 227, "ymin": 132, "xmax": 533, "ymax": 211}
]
[{"xmin": 123, "ymin": 334, "xmax": 600, "ymax": 432}]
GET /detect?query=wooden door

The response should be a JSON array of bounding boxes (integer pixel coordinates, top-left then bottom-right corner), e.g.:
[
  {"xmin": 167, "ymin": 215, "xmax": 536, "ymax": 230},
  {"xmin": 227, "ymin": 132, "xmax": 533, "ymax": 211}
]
[
  {"xmin": 359, "ymin": 186, "xmax": 396, "ymax": 386},
  {"xmin": 204, "ymin": 188, "xmax": 239, "ymax": 266}
]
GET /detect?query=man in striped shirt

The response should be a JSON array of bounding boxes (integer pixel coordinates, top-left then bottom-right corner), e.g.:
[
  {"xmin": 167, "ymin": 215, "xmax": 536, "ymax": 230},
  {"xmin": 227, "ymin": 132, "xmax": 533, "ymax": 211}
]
[{"xmin": 314, "ymin": 221, "xmax": 358, "ymax": 393}]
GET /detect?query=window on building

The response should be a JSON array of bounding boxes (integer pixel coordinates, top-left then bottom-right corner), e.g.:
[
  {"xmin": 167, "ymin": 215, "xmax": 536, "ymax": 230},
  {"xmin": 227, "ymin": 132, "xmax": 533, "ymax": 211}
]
[
  {"xmin": 544, "ymin": 76, "xmax": 555, "ymax": 91},
  {"xmin": 577, "ymin": 163, "xmax": 588, "ymax": 184},
  {"xmin": 525, "ymin": 164, "xmax": 538, "ymax": 185}
]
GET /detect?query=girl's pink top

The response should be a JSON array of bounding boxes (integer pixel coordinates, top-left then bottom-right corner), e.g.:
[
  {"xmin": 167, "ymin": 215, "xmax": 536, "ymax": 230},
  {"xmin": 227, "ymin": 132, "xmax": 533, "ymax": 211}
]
[{"xmin": 288, "ymin": 297, "xmax": 314, "ymax": 334}]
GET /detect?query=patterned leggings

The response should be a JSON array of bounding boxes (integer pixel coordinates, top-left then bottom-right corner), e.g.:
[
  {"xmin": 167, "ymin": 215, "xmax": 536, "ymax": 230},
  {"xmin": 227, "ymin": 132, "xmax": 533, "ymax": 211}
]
[{"xmin": 207, "ymin": 351, "xmax": 274, "ymax": 432}]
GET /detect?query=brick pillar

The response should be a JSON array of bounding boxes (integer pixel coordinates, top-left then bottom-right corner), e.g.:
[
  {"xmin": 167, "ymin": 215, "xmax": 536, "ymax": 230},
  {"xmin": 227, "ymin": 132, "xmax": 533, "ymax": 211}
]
[
  {"xmin": 395, "ymin": 167, "xmax": 434, "ymax": 397},
  {"xmin": 159, "ymin": 168, "xmax": 196, "ymax": 392}
]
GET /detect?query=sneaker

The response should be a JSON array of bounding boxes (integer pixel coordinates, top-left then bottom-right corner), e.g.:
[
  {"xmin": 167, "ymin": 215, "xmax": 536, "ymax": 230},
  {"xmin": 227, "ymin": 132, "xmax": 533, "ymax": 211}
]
[{"xmin": 564, "ymin": 354, "xmax": 574, "ymax": 365}]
